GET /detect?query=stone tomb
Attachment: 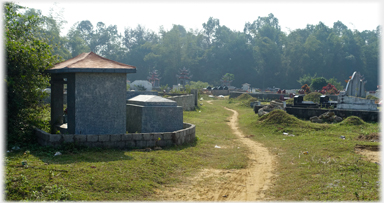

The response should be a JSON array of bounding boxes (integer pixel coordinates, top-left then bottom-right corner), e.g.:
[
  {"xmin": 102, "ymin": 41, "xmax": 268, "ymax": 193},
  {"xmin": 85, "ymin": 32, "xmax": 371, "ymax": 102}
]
[
  {"xmin": 46, "ymin": 52, "xmax": 136, "ymax": 134},
  {"xmin": 126, "ymin": 95, "xmax": 183, "ymax": 133}
]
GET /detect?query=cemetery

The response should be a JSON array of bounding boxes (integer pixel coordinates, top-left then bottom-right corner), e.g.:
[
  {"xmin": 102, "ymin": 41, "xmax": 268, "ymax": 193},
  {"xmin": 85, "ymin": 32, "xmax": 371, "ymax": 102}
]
[
  {"xmin": 37, "ymin": 52, "xmax": 196, "ymax": 148},
  {"xmin": 37, "ymin": 54, "xmax": 380, "ymax": 150},
  {"xmin": 6, "ymin": 6, "xmax": 380, "ymax": 201}
]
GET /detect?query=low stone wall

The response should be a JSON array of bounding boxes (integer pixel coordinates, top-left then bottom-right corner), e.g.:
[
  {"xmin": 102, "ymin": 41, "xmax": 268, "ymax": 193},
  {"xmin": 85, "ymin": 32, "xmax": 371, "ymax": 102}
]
[
  {"xmin": 229, "ymin": 91, "xmax": 338, "ymax": 101},
  {"xmin": 167, "ymin": 94, "xmax": 195, "ymax": 111},
  {"xmin": 285, "ymin": 107, "xmax": 379, "ymax": 122},
  {"xmin": 35, "ymin": 123, "xmax": 196, "ymax": 149},
  {"xmin": 211, "ymin": 89, "xmax": 229, "ymax": 96}
]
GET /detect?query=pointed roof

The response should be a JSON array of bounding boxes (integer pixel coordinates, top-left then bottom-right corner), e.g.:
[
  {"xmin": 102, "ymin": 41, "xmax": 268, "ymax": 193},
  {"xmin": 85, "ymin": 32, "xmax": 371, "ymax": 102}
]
[{"xmin": 46, "ymin": 52, "xmax": 136, "ymax": 73}]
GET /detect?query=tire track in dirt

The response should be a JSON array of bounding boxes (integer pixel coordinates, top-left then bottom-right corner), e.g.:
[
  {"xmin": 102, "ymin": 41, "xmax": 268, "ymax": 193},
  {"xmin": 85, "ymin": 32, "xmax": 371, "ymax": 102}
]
[
  {"xmin": 156, "ymin": 106, "xmax": 276, "ymax": 201},
  {"xmin": 222, "ymin": 107, "xmax": 276, "ymax": 201}
]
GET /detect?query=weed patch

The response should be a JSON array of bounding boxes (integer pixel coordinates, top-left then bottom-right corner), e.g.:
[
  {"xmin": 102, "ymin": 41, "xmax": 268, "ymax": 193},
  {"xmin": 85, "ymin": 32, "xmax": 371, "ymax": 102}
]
[
  {"xmin": 259, "ymin": 110, "xmax": 307, "ymax": 126},
  {"xmin": 338, "ymin": 116, "xmax": 366, "ymax": 126}
]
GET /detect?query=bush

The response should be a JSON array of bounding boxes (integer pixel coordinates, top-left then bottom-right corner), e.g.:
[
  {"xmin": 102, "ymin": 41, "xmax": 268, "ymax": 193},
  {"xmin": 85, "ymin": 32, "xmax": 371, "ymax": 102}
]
[
  {"xmin": 366, "ymin": 94, "xmax": 379, "ymax": 101},
  {"xmin": 303, "ymin": 92, "xmax": 322, "ymax": 104},
  {"xmin": 237, "ymin": 93, "xmax": 253, "ymax": 100},
  {"xmin": 310, "ymin": 77, "xmax": 327, "ymax": 91},
  {"xmin": 6, "ymin": 3, "xmax": 61, "ymax": 145},
  {"xmin": 301, "ymin": 84, "xmax": 311, "ymax": 94}
]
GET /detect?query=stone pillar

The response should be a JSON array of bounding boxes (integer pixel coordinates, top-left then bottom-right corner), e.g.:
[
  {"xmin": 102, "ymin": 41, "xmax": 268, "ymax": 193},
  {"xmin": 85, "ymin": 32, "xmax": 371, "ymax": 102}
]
[
  {"xmin": 66, "ymin": 73, "xmax": 76, "ymax": 134},
  {"xmin": 191, "ymin": 89, "xmax": 198, "ymax": 106},
  {"xmin": 50, "ymin": 74, "xmax": 64, "ymax": 133}
]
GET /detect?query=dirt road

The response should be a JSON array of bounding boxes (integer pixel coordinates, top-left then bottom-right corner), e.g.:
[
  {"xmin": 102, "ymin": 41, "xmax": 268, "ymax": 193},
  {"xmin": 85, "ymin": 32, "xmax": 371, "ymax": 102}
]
[{"xmin": 157, "ymin": 106, "xmax": 276, "ymax": 201}]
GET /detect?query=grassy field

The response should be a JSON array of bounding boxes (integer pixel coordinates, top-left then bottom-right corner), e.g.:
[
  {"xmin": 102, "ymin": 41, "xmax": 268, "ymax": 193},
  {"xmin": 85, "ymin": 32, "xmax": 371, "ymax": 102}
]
[
  {"xmin": 5, "ymin": 97, "xmax": 248, "ymax": 201},
  {"xmin": 221, "ymin": 98, "xmax": 380, "ymax": 201},
  {"xmin": 5, "ymin": 95, "xmax": 380, "ymax": 201}
]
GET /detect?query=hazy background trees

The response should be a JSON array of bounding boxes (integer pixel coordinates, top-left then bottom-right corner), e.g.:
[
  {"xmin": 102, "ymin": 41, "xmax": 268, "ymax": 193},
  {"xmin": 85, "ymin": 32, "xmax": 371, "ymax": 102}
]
[{"xmin": 22, "ymin": 5, "xmax": 380, "ymax": 90}]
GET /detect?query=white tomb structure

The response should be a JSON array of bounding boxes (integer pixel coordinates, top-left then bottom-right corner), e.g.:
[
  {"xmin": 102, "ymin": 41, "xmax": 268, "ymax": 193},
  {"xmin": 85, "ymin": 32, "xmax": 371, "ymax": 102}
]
[{"xmin": 336, "ymin": 71, "xmax": 377, "ymax": 111}]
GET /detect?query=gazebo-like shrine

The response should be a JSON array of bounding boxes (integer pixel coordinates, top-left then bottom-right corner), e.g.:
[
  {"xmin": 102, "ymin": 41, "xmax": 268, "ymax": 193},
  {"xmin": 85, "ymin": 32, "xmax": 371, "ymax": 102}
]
[
  {"xmin": 147, "ymin": 69, "xmax": 161, "ymax": 88},
  {"xmin": 176, "ymin": 67, "xmax": 192, "ymax": 86},
  {"xmin": 46, "ymin": 52, "xmax": 136, "ymax": 135}
]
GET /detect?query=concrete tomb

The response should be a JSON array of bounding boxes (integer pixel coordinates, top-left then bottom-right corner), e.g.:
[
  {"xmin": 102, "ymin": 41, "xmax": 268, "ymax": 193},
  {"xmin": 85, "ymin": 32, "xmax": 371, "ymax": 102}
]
[
  {"xmin": 126, "ymin": 95, "xmax": 183, "ymax": 133},
  {"xmin": 46, "ymin": 52, "xmax": 136, "ymax": 134},
  {"xmin": 345, "ymin": 71, "xmax": 366, "ymax": 97},
  {"xmin": 336, "ymin": 92, "xmax": 377, "ymax": 111},
  {"xmin": 336, "ymin": 71, "xmax": 377, "ymax": 111}
]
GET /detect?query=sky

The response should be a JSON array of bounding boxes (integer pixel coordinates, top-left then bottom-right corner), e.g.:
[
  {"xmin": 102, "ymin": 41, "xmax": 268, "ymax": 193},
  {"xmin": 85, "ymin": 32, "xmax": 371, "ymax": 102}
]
[{"xmin": 17, "ymin": 1, "xmax": 382, "ymax": 37}]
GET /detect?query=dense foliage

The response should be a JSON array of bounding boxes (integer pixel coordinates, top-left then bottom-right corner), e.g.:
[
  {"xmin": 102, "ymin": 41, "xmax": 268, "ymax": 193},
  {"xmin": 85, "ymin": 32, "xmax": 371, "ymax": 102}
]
[
  {"xmin": 5, "ymin": 3, "xmax": 60, "ymax": 145},
  {"xmin": 21, "ymin": 8, "xmax": 379, "ymax": 90}
]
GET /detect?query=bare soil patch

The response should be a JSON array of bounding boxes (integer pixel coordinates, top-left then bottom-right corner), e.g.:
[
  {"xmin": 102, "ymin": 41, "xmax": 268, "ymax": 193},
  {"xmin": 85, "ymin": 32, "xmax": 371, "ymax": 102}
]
[
  {"xmin": 354, "ymin": 144, "xmax": 380, "ymax": 163},
  {"xmin": 156, "ymin": 107, "xmax": 276, "ymax": 201}
]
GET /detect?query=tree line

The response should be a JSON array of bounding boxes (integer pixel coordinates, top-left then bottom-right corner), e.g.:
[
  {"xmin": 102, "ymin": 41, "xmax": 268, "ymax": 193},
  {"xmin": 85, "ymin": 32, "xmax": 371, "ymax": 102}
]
[
  {"xmin": 23, "ymin": 5, "xmax": 382, "ymax": 91},
  {"xmin": 5, "ymin": 3, "xmax": 380, "ymax": 145}
]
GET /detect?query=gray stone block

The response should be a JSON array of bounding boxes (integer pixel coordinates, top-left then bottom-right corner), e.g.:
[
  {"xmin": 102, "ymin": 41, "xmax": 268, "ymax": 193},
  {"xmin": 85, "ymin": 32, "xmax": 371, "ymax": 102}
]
[
  {"xmin": 147, "ymin": 140, "xmax": 156, "ymax": 147},
  {"xmin": 88, "ymin": 142, "xmax": 103, "ymax": 148},
  {"xmin": 74, "ymin": 134, "xmax": 86, "ymax": 142},
  {"xmin": 157, "ymin": 140, "xmax": 166, "ymax": 147},
  {"xmin": 166, "ymin": 140, "xmax": 173, "ymax": 146},
  {"xmin": 104, "ymin": 141, "xmax": 125, "ymax": 149},
  {"xmin": 71, "ymin": 73, "xmax": 127, "ymax": 135},
  {"xmin": 163, "ymin": 132, "xmax": 172, "ymax": 140},
  {"xmin": 63, "ymin": 135, "xmax": 74, "ymax": 143},
  {"xmin": 171, "ymin": 132, "xmax": 177, "ymax": 143},
  {"xmin": 126, "ymin": 141, "xmax": 135, "ymax": 148},
  {"xmin": 87, "ymin": 134, "xmax": 98, "ymax": 142},
  {"xmin": 136, "ymin": 140, "xmax": 147, "ymax": 148},
  {"xmin": 99, "ymin": 134, "xmax": 110, "ymax": 142},
  {"xmin": 153, "ymin": 133, "xmax": 162, "ymax": 141},
  {"xmin": 122, "ymin": 134, "xmax": 132, "ymax": 141},
  {"xmin": 132, "ymin": 133, "xmax": 142, "ymax": 141},
  {"xmin": 50, "ymin": 134, "xmax": 61, "ymax": 142},
  {"xmin": 143, "ymin": 133, "xmax": 151, "ymax": 140},
  {"xmin": 111, "ymin": 134, "xmax": 122, "ymax": 142},
  {"xmin": 126, "ymin": 95, "xmax": 183, "ymax": 133},
  {"xmin": 36, "ymin": 130, "xmax": 46, "ymax": 141}
]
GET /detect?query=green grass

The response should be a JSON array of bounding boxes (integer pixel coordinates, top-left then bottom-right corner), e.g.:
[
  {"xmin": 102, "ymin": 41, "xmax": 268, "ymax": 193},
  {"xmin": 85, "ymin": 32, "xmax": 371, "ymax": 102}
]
[
  {"xmin": 5, "ymin": 99, "xmax": 248, "ymax": 201},
  {"xmin": 6, "ymin": 97, "xmax": 380, "ymax": 201},
  {"xmin": 220, "ymin": 99, "xmax": 380, "ymax": 201}
]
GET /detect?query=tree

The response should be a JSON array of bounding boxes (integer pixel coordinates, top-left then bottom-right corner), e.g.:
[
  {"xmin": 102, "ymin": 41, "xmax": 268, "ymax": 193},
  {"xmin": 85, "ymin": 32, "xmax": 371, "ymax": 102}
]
[
  {"xmin": 5, "ymin": 3, "xmax": 61, "ymax": 144},
  {"xmin": 221, "ymin": 73, "xmax": 234, "ymax": 86},
  {"xmin": 310, "ymin": 77, "xmax": 328, "ymax": 91}
]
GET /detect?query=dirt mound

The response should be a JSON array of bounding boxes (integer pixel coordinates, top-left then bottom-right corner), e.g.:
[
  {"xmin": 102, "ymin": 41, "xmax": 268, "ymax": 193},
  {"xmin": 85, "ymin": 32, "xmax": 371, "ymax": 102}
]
[
  {"xmin": 338, "ymin": 116, "xmax": 366, "ymax": 126},
  {"xmin": 259, "ymin": 109, "xmax": 303, "ymax": 126},
  {"xmin": 356, "ymin": 132, "xmax": 380, "ymax": 142},
  {"xmin": 237, "ymin": 93, "xmax": 253, "ymax": 100}
]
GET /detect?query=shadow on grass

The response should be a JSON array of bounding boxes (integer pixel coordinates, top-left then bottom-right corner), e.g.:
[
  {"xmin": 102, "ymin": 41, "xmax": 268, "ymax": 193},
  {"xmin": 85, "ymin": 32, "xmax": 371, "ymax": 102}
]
[{"xmin": 12, "ymin": 139, "xmax": 198, "ymax": 165}]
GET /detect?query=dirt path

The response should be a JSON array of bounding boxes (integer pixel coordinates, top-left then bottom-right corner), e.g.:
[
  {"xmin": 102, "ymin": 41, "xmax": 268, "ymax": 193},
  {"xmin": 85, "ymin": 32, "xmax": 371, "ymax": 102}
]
[{"xmin": 156, "ymin": 106, "xmax": 276, "ymax": 201}]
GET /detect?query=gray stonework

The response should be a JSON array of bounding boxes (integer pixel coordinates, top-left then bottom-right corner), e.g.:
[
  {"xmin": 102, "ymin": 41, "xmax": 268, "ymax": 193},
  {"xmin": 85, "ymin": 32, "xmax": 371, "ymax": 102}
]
[
  {"xmin": 35, "ymin": 123, "xmax": 196, "ymax": 149},
  {"xmin": 336, "ymin": 94, "xmax": 377, "ymax": 111},
  {"xmin": 72, "ymin": 73, "xmax": 127, "ymax": 135},
  {"xmin": 212, "ymin": 89, "xmax": 230, "ymax": 96},
  {"xmin": 167, "ymin": 94, "xmax": 195, "ymax": 111},
  {"xmin": 345, "ymin": 71, "xmax": 366, "ymax": 98},
  {"xmin": 126, "ymin": 95, "xmax": 183, "ymax": 133}
]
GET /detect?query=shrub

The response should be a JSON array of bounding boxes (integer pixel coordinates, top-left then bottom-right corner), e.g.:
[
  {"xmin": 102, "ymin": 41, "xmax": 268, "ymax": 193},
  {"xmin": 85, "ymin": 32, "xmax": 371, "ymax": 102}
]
[
  {"xmin": 310, "ymin": 77, "xmax": 328, "ymax": 91},
  {"xmin": 6, "ymin": 3, "xmax": 61, "ymax": 145},
  {"xmin": 301, "ymin": 84, "xmax": 311, "ymax": 94},
  {"xmin": 237, "ymin": 93, "xmax": 253, "ymax": 100},
  {"xmin": 304, "ymin": 92, "xmax": 322, "ymax": 104},
  {"xmin": 320, "ymin": 83, "xmax": 339, "ymax": 95},
  {"xmin": 366, "ymin": 94, "xmax": 379, "ymax": 101}
]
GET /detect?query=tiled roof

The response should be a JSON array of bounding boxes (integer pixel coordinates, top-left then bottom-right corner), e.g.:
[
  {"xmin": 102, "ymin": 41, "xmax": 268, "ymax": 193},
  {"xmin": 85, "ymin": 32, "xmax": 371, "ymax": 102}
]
[{"xmin": 46, "ymin": 52, "xmax": 136, "ymax": 73}]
